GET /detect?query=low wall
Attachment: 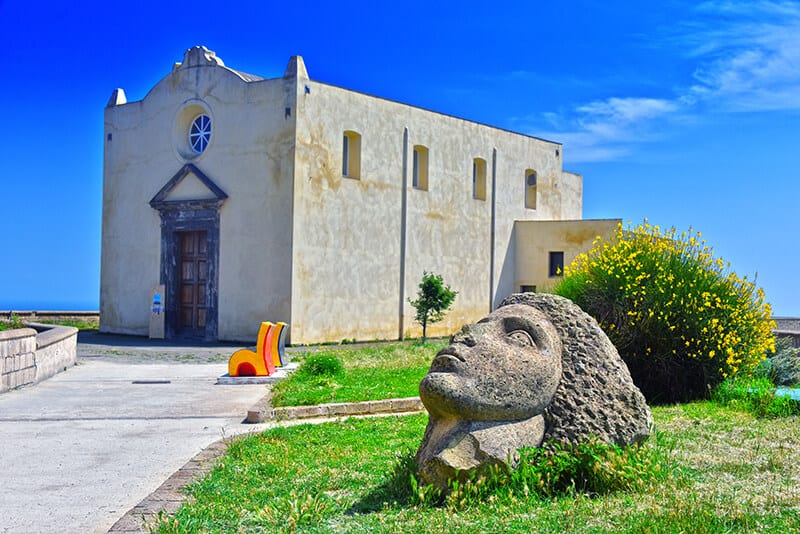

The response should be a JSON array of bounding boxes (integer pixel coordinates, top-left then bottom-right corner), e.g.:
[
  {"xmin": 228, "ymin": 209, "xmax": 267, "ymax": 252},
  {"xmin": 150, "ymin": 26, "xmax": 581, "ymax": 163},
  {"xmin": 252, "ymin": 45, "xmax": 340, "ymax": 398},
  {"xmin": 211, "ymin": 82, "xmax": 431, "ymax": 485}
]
[
  {"xmin": 0, "ymin": 323, "xmax": 78, "ymax": 393},
  {"xmin": 774, "ymin": 317, "xmax": 800, "ymax": 332},
  {"xmin": 774, "ymin": 317, "xmax": 800, "ymax": 349}
]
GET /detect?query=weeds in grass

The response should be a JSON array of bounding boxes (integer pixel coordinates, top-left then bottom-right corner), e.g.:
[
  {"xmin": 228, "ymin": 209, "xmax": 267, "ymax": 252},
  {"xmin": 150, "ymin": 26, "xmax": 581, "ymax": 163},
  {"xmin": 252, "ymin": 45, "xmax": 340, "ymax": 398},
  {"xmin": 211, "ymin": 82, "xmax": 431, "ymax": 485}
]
[{"xmin": 408, "ymin": 436, "xmax": 676, "ymax": 511}]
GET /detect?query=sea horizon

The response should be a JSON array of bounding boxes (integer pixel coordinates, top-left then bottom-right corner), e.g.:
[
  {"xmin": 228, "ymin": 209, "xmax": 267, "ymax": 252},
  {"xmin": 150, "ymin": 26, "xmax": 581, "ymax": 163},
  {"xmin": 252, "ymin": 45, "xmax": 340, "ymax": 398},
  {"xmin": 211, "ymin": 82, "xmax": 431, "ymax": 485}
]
[{"xmin": 1, "ymin": 300, "xmax": 99, "ymax": 312}]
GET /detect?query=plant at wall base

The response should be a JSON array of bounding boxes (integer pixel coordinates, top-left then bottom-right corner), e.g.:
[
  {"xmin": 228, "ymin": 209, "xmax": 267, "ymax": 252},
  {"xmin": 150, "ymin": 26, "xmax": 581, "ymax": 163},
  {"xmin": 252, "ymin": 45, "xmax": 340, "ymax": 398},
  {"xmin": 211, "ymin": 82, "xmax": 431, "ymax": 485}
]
[
  {"xmin": 552, "ymin": 221, "xmax": 776, "ymax": 403},
  {"xmin": 408, "ymin": 272, "xmax": 457, "ymax": 343},
  {"xmin": 0, "ymin": 313, "xmax": 25, "ymax": 331}
]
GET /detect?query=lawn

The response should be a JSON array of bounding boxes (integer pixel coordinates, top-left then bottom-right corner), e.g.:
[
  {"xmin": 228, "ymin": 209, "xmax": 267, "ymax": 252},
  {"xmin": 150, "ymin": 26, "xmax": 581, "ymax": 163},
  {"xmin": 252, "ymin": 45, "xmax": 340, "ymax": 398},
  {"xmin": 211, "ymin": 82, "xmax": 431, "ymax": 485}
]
[
  {"xmin": 154, "ymin": 340, "xmax": 800, "ymax": 533},
  {"xmin": 156, "ymin": 403, "xmax": 799, "ymax": 533},
  {"xmin": 270, "ymin": 341, "xmax": 446, "ymax": 406}
]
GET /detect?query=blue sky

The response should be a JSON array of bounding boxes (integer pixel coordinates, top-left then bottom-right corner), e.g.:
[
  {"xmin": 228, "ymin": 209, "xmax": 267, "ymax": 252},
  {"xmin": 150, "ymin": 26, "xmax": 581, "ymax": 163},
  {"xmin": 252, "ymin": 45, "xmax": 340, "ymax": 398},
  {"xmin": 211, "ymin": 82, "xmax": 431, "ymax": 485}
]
[{"xmin": 1, "ymin": 0, "xmax": 797, "ymax": 314}]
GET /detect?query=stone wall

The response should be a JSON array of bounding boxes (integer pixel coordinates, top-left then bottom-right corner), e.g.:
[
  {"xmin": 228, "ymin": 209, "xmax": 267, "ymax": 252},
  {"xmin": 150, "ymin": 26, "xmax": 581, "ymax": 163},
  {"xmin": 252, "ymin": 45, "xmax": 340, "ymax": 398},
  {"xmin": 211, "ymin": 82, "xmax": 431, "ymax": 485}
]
[
  {"xmin": 774, "ymin": 317, "xmax": 800, "ymax": 332},
  {"xmin": 774, "ymin": 317, "xmax": 800, "ymax": 348},
  {"xmin": 1, "ymin": 328, "xmax": 37, "ymax": 392},
  {"xmin": 0, "ymin": 324, "xmax": 78, "ymax": 394}
]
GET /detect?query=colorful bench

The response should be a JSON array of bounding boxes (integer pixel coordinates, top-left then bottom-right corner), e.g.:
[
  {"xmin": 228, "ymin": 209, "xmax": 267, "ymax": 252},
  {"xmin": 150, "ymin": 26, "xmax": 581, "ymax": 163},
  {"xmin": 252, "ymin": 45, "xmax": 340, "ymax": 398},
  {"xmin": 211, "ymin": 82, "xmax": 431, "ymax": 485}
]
[{"xmin": 228, "ymin": 322, "xmax": 289, "ymax": 377}]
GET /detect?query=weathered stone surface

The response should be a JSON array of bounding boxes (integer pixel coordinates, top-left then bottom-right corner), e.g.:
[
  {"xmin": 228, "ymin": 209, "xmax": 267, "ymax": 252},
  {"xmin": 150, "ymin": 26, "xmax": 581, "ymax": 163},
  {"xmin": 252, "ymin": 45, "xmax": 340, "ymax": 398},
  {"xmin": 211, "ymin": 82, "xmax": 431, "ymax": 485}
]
[{"xmin": 416, "ymin": 293, "xmax": 652, "ymax": 489}]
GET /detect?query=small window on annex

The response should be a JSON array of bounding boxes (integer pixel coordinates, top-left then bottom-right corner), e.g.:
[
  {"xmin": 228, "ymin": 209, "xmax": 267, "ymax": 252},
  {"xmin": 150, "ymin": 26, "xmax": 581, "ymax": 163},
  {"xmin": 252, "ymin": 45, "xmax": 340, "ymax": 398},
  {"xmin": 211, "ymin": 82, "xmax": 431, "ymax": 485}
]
[
  {"xmin": 520, "ymin": 285, "xmax": 537, "ymax": 293},
  {"xmin": 342, "ymin": 131, "xmax": 361, "ymax": 179},
  {"xmin": 412, "ymin": 145, "xmax": 429, "ymax": 190},
  {"xmin": 473, "ymin": 158, "xmax": 487, "ymax": 200},
  {"xmin": 549, "ymin": 251, "xmax": 564, "ymax": 278},
  {"xmin": 525, "ymin": 169, "xmax": 537, "ymax": 209}
]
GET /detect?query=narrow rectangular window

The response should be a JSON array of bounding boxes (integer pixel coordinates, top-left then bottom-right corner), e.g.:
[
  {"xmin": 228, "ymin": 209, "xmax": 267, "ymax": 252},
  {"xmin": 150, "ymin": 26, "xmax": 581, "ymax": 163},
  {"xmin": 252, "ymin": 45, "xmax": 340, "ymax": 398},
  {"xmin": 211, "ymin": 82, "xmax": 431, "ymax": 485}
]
[
  {"xmin": 412, "ymin": 145, "xmax": 428, "ymax": 190},
  {"xmin": 473, "ymin": 158, "xmax": 486, "ymax": 200},
  {"xmin": 472, "ymin": 162, "xmax": 478, "ymax": 198},
  {"xmin": 520, "ymin": 285, "xmax": 537, "ymax": 293},
  {"xmin": 525, "ymin": 169, "xmax": 537, "ymax": 209},
  {"xmin": 412, "ymin": 149, "xmax": 419, "ymax": 188},
  {"xmin": 549, "ymin": 251, "xmax": 564, "ymax": 277},
  {"xmin": 342, "ymin": 131, "xmax": 361, "ymax": 179},
  {"xmin": 342, "ymin": 134, "xmax": 349, "ymax": 176}
]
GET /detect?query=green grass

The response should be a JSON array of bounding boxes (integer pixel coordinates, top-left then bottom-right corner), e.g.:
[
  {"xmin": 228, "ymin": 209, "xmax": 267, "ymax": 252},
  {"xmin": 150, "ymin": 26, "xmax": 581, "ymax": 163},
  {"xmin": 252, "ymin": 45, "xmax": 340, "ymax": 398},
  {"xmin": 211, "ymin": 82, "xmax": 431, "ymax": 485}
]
[
  {"xmin": 712, "ymin": 376, "xmax": 800, "ymax": 417},
  {"xmin": 271, "ymin": 341, "xmax": 444, "ymax": 406},
  {"xmin": 156, "ymin": 404, "xmax": 800, "ymax": 533},
  {"xmin": 0, "ymin": 316, "xmax": 99, "ymax": 331},
  {"xmin": 155, "ymin": 342, "xmax": 800, "ymax": 532},
  {"xmin": 36, "ymin": 318, "xmax": 99, "ymax": 330}
]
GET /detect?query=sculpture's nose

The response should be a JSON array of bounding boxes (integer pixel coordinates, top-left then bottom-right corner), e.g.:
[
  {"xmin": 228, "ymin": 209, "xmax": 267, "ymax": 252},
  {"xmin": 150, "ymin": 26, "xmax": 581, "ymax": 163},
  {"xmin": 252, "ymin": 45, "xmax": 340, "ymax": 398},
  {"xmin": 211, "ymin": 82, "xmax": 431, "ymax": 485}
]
[{"xmin": 450, "ymin": 324, "xmax": 479, "ymax": 347}]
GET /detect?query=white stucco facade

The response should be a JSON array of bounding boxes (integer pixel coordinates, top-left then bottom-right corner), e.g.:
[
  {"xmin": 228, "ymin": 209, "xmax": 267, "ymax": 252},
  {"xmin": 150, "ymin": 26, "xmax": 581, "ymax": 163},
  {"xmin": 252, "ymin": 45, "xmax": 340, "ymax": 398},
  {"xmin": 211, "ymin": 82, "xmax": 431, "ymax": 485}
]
[{"xmin": 101, "ymin": 46, "xmax": 612, "ymax": 344}]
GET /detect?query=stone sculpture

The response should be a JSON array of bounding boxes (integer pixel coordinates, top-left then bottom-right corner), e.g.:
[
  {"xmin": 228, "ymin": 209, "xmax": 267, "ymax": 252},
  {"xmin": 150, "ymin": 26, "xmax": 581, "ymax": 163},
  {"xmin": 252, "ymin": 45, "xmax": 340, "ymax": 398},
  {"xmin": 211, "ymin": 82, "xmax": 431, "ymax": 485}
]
[{"xmin": 415, "ymin": 293, "xmax": 652, "ymax": 489}]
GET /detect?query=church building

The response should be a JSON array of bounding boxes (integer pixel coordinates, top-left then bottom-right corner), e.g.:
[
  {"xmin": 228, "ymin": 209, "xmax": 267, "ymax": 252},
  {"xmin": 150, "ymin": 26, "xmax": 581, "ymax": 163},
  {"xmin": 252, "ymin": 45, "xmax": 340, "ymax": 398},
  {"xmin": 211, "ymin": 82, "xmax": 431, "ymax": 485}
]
[{"xmin": 100, "ymin": 46, "xmax": 618, "ymax": 344}]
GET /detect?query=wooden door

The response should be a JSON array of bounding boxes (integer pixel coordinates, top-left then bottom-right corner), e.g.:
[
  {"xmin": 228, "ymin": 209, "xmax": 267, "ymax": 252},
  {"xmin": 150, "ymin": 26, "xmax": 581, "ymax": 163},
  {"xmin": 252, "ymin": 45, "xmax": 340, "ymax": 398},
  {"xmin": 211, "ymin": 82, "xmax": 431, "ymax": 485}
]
[{"xmin": 178, "ymin": 231, "xmax": 208, "ymax": 337}]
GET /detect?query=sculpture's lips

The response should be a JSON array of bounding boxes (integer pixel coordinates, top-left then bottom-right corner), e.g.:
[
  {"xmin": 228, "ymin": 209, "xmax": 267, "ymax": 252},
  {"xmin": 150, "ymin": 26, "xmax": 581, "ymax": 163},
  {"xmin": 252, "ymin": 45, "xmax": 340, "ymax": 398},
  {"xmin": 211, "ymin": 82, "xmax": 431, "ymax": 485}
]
[
  {"xmin": 436, "ymin": 346, "xmax": 465, "ymax": 362},
  {"xmin": 429, "ymin": 346, "xmax": 465, "ymax": 372}
]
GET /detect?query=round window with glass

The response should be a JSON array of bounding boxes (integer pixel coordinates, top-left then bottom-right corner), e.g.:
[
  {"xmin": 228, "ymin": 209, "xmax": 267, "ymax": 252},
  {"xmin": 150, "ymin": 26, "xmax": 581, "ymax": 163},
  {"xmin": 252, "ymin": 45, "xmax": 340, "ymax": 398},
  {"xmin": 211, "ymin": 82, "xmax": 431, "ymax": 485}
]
[{"xmin": 189, "ymin": 114, "xmax": 211, "ymax": 154}]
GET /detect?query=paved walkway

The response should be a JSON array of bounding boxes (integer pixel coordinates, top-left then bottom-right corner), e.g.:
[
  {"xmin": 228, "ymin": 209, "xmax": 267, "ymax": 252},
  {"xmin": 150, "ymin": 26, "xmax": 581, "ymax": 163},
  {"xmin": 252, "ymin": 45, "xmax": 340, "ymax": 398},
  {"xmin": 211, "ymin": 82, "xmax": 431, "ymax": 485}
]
[{"xmin": 0, "ymin": 333, "xmax": 273, "ymax": 534}]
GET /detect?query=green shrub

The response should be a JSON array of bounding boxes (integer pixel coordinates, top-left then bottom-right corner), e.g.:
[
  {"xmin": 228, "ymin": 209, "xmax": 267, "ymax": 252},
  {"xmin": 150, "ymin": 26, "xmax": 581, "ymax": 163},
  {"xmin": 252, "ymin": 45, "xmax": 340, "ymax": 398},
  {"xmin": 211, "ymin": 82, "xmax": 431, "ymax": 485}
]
[
  {"xmin": 712, "ymin": 376, "xmax": 800, "ymax": 418},
  {"xmin": 298, "ymin": 353, "xmax": 344, "ymax": 377},
  {"xmin": 553, "ymin": 222, "xmax": 775, "ymax": 403},
  {"xmin": 412, "ymin": 437, "xmax": 670, "ymax": 508},
  {"xmin": 767, "ymin": 337, "xmax": 800, "ymax": 386}
]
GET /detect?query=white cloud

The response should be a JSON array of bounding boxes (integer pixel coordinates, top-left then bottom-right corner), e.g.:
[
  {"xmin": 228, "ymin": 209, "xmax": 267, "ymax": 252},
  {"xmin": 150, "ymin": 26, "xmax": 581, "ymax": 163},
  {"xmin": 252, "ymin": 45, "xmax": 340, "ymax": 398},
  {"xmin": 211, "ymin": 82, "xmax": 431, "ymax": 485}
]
[
  {"xmin": 577, "ymin": 98, "xmax": 678, "ymax": 124},
  {"xmin": 527, "ymin": 1, "xmax": 800, "ymax": 162},
  {"xmin": 529, "ymin": 97, "xmax": 680, "ymax": 162},
  {"xmin": 683, "ymin": 1, "xmax": 800, "ymax": 111}
]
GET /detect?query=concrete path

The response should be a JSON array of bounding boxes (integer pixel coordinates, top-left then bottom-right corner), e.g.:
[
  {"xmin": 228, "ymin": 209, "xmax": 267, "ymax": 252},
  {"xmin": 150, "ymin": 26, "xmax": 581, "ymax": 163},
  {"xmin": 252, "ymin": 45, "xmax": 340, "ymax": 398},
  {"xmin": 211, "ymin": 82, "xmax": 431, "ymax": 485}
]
[{"xmin": 0, "ymin": 335, "xmax": 271, "ymax": 534}]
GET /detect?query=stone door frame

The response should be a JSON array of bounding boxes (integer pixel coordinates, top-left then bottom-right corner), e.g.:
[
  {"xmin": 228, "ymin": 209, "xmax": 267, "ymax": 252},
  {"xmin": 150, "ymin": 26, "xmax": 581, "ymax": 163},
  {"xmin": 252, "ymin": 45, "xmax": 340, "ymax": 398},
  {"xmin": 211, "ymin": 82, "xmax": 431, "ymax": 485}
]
[{"xmin": 150, "ymin": 164, "xmax": 227, "ymax": 341}]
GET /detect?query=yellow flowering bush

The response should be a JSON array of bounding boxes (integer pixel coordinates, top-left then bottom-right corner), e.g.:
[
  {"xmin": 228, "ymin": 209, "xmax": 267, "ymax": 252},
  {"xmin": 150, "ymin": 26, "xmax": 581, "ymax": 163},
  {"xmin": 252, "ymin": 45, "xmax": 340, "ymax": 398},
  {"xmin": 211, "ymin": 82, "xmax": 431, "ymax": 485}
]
[{"xmin": 553, "ymin": 222, "xmax": 776, "ymax": 403}]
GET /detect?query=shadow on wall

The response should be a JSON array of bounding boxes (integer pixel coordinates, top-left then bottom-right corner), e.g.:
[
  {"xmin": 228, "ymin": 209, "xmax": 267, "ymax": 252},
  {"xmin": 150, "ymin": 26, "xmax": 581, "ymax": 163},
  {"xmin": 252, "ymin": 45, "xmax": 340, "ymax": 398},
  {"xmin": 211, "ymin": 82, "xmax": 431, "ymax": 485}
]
[{"xmin": 494, "ymin": 226, "xmax": 516, "ymax": 309}]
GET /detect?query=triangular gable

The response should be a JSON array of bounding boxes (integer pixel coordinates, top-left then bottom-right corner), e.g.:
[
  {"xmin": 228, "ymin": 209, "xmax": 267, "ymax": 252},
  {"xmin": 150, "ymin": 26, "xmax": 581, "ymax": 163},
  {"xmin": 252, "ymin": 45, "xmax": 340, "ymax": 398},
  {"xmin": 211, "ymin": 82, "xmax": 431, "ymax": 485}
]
[{"xmin": 150, "ymin": 164, "xmax": 228, "ymax": 210}]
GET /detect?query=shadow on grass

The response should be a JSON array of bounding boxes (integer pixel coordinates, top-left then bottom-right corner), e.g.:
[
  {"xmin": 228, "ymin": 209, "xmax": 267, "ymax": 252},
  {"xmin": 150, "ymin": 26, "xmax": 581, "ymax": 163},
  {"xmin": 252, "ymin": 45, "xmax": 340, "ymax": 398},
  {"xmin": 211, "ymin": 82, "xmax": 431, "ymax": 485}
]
[{"xmin": 347, "ymin": 449, "xmax": 419, "ymax": 514}]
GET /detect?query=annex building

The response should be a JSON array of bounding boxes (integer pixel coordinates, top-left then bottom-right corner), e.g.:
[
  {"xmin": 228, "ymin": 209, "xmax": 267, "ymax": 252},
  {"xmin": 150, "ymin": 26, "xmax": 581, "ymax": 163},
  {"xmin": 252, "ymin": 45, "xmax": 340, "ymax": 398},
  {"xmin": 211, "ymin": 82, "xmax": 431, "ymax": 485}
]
[{"xmin": 100, "ymin": 46, "xmax": 618, "ymax": 344}]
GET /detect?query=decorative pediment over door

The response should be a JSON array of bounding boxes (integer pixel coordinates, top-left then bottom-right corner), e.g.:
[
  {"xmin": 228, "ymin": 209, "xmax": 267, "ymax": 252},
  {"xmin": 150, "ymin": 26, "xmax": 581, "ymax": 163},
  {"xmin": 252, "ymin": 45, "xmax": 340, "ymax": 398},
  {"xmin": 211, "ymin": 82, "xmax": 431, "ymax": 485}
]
[{"xmin": 149, "ymin": 163, "xmax": 228, "ymax": 211}]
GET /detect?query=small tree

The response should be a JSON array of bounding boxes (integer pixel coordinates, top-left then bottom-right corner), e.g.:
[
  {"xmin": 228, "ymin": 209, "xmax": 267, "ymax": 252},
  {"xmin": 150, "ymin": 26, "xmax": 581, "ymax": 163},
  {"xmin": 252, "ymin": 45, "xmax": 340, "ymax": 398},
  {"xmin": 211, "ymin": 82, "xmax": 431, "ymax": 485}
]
[{"xmin": 409, "ymin": 271, "xmax": 457, "ymax": 342}]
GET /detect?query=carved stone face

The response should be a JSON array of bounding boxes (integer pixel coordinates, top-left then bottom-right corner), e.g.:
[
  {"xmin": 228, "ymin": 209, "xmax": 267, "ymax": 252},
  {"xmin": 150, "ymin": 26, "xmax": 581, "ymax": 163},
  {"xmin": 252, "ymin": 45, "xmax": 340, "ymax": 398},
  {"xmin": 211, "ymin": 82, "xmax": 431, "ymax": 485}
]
[{"xmin": 419, "ymin": 304, "xmax": 563, "ymax": 421}]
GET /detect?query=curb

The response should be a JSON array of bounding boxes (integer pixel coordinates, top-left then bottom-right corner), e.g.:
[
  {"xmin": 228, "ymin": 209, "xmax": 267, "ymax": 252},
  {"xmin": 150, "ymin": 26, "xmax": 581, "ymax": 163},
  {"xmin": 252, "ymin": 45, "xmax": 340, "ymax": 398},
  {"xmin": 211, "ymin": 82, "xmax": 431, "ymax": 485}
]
[{"xmin": 246, "ymin": 396, "xmax": 425, "ymax": 423}]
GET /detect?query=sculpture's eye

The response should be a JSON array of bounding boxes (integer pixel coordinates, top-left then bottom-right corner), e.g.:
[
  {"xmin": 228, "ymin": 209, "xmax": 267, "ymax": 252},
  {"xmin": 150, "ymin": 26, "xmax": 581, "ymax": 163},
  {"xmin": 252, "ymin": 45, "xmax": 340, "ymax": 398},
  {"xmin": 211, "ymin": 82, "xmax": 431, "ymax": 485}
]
[{"xmin": 508, "ymin": 330, "xmax": 534, "ymax": 347}]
